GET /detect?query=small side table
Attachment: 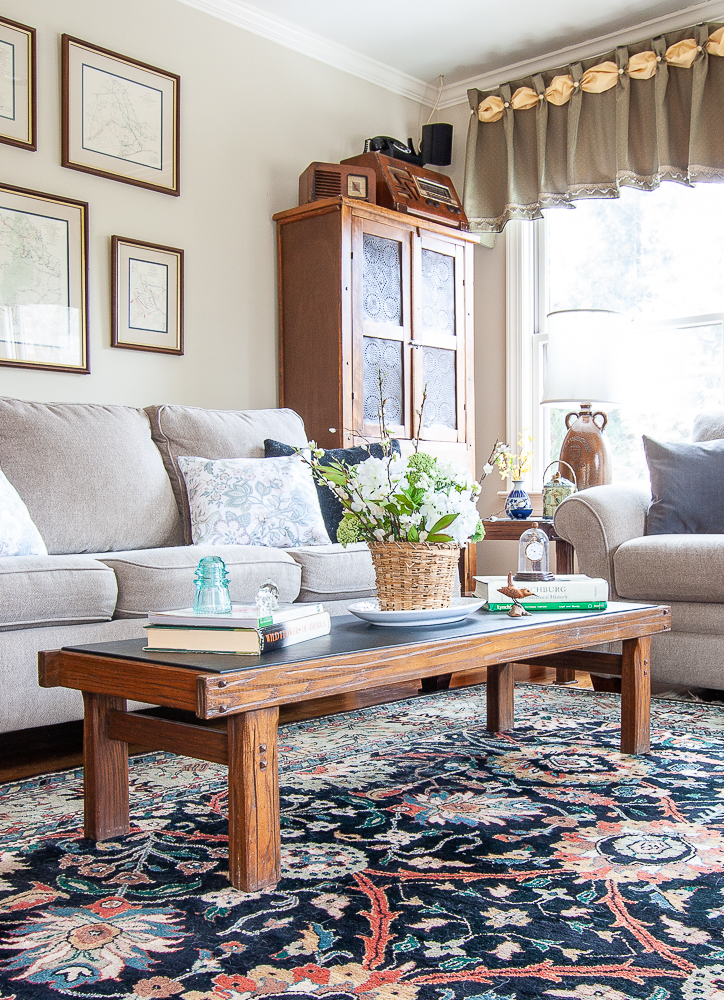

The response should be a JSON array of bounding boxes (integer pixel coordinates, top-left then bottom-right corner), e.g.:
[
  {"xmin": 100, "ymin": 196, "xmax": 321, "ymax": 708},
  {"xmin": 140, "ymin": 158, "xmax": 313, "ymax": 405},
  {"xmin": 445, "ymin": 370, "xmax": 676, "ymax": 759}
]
[{"xmin": 480, "ymin": 518, "xmax": 576, "ymax": 683}]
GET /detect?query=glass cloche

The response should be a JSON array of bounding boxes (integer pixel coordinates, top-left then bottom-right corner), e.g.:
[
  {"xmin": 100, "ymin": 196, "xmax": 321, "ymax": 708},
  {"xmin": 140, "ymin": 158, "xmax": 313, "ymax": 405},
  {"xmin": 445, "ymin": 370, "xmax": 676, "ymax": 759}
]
[{"xmin": 514, "ymin": 521, "xmax": 554, "ymax": 582}]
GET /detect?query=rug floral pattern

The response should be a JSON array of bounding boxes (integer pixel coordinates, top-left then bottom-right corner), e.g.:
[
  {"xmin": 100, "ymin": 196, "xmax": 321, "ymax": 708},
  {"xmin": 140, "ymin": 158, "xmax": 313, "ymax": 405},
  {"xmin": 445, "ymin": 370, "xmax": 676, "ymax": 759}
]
[{"xmin": 1, "ymin": 684, "xmax": 724, "ymax": 999}]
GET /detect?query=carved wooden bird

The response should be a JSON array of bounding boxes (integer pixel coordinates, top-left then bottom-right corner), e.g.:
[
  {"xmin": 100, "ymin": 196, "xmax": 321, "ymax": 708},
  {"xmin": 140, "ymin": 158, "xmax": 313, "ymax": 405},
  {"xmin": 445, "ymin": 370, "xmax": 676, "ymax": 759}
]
[{"xmin": 497, "ymin": 573, "xmax": 534, "ymax": 617}]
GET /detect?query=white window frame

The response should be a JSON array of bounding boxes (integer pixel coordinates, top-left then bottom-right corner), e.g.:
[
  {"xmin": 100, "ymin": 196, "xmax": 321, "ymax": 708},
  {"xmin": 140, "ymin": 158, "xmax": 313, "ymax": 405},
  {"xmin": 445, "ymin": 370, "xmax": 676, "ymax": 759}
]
[
  {"xmin": 507, "ymin": 211, "xmax": 724, "ymax": 488},
  {"xmin": 505, "ymin": 218, "xmax": 548, "ymax": 490}
]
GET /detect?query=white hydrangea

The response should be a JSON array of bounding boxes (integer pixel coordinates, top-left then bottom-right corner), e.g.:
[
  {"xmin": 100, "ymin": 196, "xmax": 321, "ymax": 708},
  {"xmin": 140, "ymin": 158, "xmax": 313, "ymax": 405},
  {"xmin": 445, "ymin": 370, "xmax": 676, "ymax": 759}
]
[{"xmin": 311, "ymin": 450, "xmax": 482, "ymax": 545}]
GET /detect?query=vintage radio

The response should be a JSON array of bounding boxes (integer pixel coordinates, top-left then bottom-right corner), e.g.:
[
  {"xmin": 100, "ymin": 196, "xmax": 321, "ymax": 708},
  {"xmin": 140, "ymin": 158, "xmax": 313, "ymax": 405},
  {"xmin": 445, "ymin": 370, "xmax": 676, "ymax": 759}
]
[
  {"xmin": 341, "ymin": 151, "xmax": 469, "ymax": 230},
  {"xmin": 298, "ymin": 162, "xmax": 376, "ymax": 205}
]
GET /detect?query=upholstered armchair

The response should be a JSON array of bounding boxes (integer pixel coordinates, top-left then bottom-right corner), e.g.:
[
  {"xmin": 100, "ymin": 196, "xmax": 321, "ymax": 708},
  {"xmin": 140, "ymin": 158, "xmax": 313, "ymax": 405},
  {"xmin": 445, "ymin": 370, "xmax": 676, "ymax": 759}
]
[{"xmin": 553, "ymin": 413, "xmax": 724, "ymax": 690}]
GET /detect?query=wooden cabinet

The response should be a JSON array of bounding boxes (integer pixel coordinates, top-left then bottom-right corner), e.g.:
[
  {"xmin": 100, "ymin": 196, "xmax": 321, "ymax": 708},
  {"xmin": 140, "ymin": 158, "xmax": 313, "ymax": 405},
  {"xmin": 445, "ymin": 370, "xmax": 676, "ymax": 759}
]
[
  {"xmin": 274, "ymin": 197, "xmax": 477, "ymax": 469},
  {"xmin": 274, "ymin": 197, "xmax": 479, "ymax": 586},
  {"xmin": 274, "ymin": 198, "xmax": 478, "ymax": 591}
]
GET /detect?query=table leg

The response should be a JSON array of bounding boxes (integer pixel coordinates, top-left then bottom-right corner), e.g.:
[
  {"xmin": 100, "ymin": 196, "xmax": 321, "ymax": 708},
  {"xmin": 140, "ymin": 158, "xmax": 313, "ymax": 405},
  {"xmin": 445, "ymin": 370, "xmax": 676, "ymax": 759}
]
[
  {"xmin": 621, "ymin": 636, "xmax": 651, "ymax": 755},
  {"xmin": 83, "ymin": 692, "xmax": 129, "ymax": 841},
  {"xmin": 554, "ymin": 540, "xmax": 575, "ymax": 685},
  {"xmin": 227, "ymin": 707, "xmax": 281, "ymax": 891},
  {"xmin": 420, "ymin": 673, "xmax": 452, "ymax": 693},
  {"xmin": 487, "ymin": 662, "xmax": 515, "ymax": 732},
  {"xmin": 555, "ymin": 539, "xmax": 575, "ymax": 574}
]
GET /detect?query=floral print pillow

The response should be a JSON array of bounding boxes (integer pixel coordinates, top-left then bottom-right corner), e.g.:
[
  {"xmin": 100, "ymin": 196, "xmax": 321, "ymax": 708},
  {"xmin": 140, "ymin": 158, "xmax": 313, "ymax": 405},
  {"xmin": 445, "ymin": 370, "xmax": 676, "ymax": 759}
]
[
  {"xmin": 178, "ymin": 454, "xmax": 331, "ymax": 548},
  {"xmin": 0, "ymin": 466, "xmax": 47, "ymax": 557}
]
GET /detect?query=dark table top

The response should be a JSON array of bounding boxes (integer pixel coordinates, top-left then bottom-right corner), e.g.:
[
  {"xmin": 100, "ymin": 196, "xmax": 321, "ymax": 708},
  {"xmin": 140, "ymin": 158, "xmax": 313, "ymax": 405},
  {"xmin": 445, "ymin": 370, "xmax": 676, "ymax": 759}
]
[{"xmin": 63, "ymin": 603, "xmax": 661, "ymax": 674}]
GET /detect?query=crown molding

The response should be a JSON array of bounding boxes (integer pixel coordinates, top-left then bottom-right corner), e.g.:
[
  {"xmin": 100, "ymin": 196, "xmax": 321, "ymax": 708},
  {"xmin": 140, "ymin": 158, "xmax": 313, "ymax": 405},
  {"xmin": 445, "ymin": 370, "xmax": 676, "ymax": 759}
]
[
  {"xmin": 176, "ymin": 0, "xmax": 438, "ymax": 104},
  {"xmin": 439, "ymin": 0, "xmax": 724, "ymax": 107}
]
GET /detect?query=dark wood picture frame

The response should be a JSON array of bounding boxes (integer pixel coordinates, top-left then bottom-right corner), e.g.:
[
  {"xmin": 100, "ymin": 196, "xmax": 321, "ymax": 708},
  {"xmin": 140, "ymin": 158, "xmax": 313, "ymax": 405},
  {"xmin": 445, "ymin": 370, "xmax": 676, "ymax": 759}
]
[
  {"xmin": 111, "ymin": 236, "xmax": 184, "ymax": 355},
  {"xmin": 62, "ymin": 35, "xmax": 180, "ymax": 196},
  {"xmin": 0, "ymin": 16, "xmax": 37, "ymax": 151},
  {"xmin": 0, "ymin": 182, "xmax": 89, "ymax": 374}
]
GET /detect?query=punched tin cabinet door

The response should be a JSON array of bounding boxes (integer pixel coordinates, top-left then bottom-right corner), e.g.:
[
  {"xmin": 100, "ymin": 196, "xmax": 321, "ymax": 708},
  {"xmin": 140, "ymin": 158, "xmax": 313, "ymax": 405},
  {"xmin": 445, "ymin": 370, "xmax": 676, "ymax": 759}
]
[
  {"xmin": 351, "ymin": 214, "xmax": 413, "ymax": 443},
  {"xmin": 412, "ymin": 232, "xmax": 467, "ymax": 446}
]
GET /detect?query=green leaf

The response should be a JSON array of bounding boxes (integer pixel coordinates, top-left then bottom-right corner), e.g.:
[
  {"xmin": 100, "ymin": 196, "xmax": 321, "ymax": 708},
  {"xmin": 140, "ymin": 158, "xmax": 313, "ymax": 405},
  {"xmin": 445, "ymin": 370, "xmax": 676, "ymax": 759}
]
[
  {"xmin": 407, "ymin": 525, "xmax": 420, "ymax": 542},
  {"xmin": 426, "ymin": 532, "xmax": 454, "ymax": 543},
  {"xmin": 317, "ymin": 468, "xmax": 347, "ymax": 486},
  {"xmin": 427, "ymin": 513, "xmax": 458, "ymax": 535}
]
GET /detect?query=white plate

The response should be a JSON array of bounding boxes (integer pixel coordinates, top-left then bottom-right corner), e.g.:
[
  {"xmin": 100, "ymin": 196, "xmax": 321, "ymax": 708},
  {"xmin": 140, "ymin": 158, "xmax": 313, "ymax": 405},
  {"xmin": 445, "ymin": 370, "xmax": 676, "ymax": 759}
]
[{"xmin": 347, "ymin": 597, "xmax": 485, "ymax": 627}]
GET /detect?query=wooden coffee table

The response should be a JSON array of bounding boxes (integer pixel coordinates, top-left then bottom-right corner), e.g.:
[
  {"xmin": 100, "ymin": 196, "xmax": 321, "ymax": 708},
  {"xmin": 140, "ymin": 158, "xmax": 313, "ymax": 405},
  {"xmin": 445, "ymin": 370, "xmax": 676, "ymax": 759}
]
[{"xmin": 39, "ymin": 602, "xmax": 670, "ymax": 892}]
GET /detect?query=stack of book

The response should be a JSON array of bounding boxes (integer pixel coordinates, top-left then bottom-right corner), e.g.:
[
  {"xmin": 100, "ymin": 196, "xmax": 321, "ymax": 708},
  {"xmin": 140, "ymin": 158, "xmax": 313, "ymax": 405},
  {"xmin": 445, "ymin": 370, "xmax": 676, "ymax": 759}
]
[
  {"xmin": 144, "ymin": 602, "xmax": 331, "ymax": 654},
  {"xmin": 474, "ymin": 575, "xmax": 608, "ymax": 612}
]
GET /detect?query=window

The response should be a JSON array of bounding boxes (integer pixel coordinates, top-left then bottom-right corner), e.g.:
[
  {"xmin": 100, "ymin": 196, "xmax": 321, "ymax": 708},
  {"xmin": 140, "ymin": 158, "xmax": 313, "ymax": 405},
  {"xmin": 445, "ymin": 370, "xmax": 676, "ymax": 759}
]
[{"xmin": 509, "ymin": 184, "xmax": 724, "ymax": 488}]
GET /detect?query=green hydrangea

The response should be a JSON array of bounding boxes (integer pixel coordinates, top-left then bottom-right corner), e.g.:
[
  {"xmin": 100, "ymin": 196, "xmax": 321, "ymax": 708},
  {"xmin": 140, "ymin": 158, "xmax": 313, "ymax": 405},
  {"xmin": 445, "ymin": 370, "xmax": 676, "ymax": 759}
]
[
  {"xmin": 406, "ymin": 452, "xmax": 437, "ymax": 486},
  {"xmin": 336, "ymin": 515, "xmax": 361, "ymax": 547}
]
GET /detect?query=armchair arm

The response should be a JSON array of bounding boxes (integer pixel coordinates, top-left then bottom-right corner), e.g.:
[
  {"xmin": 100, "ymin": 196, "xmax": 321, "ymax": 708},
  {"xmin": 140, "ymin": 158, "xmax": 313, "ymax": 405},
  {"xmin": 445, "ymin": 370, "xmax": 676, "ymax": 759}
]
[{"xmin": 553, "ymin": 485, "xmax": 649, "ymax": 599}]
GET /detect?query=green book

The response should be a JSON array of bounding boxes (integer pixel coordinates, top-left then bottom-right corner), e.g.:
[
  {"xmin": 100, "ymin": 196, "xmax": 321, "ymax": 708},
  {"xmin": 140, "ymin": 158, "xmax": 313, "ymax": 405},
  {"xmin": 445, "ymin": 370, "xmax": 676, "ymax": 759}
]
[{"xmin": 483, "ymin": 600, "xmax": 608, "ymax": 612}]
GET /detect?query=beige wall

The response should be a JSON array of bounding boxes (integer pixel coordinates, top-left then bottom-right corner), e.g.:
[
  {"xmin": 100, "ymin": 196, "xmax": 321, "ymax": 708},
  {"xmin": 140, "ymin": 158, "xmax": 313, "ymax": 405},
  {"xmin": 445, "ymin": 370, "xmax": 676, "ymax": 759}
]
[
  {"xmin": 0, "ymin": 0, "xmax": 425, "ymax": 408},
  {"xmin": 1, "ymin": 0, "xmax": 514, "ymax": 570}
]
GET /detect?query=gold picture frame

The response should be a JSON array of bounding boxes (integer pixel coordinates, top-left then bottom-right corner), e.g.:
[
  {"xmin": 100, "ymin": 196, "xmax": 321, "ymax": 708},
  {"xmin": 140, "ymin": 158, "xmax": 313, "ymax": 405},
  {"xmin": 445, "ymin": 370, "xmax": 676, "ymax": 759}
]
[
  {"xmin": 0, "ymin": 183, "xmax": 89, "ymax": 373},
  {"xmin": 62, "ymin": 35, "xmax": 180, "ymax": 195},
  {"xmin": 0, "ymin": 16, "xmax": 36, "ymax": 151},
  {"xmin": 111, "ymin": 236, "xmax": 184, "ymax": 355}
]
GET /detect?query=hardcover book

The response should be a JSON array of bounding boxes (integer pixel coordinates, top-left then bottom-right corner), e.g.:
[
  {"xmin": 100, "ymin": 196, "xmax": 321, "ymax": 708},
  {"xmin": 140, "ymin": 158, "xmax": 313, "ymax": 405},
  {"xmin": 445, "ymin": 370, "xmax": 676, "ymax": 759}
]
[
  {"xmin": 147, "ymin": 602, "xmax": 324, "ymax": 629},
  {"xmin": 473, "ymin": 574, "xmax": 608, "ymax": 604},
  {"xmin": 144, "ymin": 611, "xmax": 331, "ymax": 654}
]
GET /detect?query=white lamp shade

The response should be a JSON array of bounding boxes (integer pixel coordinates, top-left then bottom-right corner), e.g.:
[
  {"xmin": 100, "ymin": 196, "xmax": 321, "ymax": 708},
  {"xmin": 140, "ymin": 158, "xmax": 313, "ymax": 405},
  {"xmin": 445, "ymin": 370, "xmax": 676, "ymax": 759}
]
[{"xmin": 541, "ymin": 309, "xmax": 621, "ymax": 406}]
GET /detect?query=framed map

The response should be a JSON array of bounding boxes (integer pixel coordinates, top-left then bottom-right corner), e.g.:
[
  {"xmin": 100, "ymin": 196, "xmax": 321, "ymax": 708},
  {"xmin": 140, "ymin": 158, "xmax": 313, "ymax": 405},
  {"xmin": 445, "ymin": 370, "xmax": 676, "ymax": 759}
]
[
  {"xmin": 111, "ymin": 236, "xmax": 183, "ymax": 354},
  {"xmin": 0, "ymin": 184, "xmax": 88, "ymax": 373},
  {"xmin": 0, "ymin": 16, "xmax": 36, "ymax": 151},
  {"xmin": 62, "ymin": 36, "xmax": 179, "ymax": 195}
]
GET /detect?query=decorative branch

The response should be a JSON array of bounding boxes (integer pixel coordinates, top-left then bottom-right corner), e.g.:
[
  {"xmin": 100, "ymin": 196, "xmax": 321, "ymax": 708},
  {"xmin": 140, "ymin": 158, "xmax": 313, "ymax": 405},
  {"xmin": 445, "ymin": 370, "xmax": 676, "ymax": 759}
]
[{"xmin": 414, "ymin": 384, "xmax": 429, "ymax": 454}]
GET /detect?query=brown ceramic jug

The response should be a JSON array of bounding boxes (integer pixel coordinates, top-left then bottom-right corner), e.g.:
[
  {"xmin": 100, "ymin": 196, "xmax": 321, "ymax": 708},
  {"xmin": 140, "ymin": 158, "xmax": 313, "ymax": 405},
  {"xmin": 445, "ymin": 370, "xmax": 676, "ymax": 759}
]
[{"xmin": 559, "ymin": 404, "xmax": 612, "ymax": 489}]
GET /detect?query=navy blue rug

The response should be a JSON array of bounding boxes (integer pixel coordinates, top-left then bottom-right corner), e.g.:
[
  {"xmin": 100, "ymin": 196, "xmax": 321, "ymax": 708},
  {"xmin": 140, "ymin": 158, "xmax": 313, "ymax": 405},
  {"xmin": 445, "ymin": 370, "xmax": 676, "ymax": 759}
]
[{"xmin": 1, "ymin": 684, "xmax": 723, "ymax": 999}]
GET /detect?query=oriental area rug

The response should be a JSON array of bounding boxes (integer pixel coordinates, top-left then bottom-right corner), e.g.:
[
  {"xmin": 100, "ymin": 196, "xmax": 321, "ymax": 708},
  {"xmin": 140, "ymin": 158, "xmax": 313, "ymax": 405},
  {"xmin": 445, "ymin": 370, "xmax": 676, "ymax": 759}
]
[{"xmin": 1, "ymin": 686, "xmax": 724, "ymax": 1000}]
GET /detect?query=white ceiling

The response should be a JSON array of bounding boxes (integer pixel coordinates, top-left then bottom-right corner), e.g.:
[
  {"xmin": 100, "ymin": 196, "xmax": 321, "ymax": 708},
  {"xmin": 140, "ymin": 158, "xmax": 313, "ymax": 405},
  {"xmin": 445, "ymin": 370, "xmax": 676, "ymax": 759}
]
[
  {"xmin": 180, "ymin": 0, "xmax": 724, "ymax": 104},
  {"xmin": 251, "ymin": 0, "xmax": 693, "ymax": 84}
]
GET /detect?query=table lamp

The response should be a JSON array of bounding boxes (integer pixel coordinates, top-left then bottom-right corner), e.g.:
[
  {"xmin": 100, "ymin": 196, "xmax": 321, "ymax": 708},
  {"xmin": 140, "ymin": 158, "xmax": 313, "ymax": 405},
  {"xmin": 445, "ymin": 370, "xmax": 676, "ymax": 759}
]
[{"xmin": 541, "ymin": 309, "xmax": 620, "ymax": 490}]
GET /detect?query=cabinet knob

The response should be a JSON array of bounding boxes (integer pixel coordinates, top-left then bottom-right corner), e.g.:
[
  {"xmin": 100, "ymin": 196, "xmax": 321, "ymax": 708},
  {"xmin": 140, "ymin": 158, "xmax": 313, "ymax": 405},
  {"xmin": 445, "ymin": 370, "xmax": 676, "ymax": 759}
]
[{"xmin": 328, "ymin": 427, "xmax": 336, "ymax": 433}]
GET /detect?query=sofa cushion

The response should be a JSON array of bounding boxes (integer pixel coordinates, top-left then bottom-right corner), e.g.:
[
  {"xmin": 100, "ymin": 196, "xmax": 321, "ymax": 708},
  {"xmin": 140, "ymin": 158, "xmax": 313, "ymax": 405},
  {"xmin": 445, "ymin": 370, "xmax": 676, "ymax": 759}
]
[
  {"xmin": 0, "ymin": 466, "xmax": 47, "ymax": 557},
  {"xmin": 95, "ymin": 545, "xmax": 302, "ymax": 618},
  {"xmin": 146, "ymin": 404, "xmax": 308, "ymax": 543},
  {"xmin": 614, "ymin": 535, "xmax": 724, "ymax": 602},
  {"xmin": 644, "ymin": 435, "xmax": 724, "ymax": 535},
  {"xmin": 286, "ymin": 543, "xmax": 376, "ymax": 602},
  {"xmin": 666, "ymin": 601, "xmax": 724, "ymax": 636},
  {"xmin": 0, "ymin": 398, "xmax": 183, "ymax": 554},
  {"xmin": 0, "ymin": 555, "xmax": 117, "ymax": 630},
  {"xmin": 264, "ymin": 438, "xmax": 401, "ymax": 541},
  {"xmin": 693, "ymin": 411, "xmax": 724, "ymax": 442},
  {"xmin": 178, "ymin": 455, "xmax": 330, "ymax": 548}
]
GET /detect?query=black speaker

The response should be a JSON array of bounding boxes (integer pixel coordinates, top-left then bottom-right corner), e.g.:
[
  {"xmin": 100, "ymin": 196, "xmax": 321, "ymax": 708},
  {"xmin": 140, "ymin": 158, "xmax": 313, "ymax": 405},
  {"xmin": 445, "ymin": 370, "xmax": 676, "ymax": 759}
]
[{"xmin": 421, "ymin": 122, "xmax": 453, "ymax": 167}]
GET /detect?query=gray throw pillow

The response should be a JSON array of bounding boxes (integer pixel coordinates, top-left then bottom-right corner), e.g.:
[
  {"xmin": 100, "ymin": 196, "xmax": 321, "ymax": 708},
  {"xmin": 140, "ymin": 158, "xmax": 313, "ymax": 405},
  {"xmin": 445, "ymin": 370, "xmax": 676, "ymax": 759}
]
[{"xmin": 644, "ymin": 435, "xmax": 724, "ymax": 534}]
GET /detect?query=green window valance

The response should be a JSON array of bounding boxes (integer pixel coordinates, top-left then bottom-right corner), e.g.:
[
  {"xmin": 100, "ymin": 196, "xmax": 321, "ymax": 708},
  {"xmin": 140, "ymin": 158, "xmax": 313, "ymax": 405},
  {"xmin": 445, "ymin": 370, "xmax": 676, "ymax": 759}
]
[{"xmin": 463, "ymin": 23, "xmax": 724, "ymax": 232}]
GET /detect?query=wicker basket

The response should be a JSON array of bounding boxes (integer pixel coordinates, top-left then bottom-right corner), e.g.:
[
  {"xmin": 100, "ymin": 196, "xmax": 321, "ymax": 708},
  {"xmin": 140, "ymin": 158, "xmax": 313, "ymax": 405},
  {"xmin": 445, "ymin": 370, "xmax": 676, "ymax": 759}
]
[{"xmin": 368, "ymin": 540, "xmax": 461, "ymax": 611}]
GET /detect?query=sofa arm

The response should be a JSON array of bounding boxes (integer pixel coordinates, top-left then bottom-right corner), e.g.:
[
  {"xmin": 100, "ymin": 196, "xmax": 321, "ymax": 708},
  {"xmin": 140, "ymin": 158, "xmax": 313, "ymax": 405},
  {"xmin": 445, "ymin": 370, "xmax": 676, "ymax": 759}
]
[{"xmin": 553, "ymin": 485, "xmax": 650, "ymax": 599}]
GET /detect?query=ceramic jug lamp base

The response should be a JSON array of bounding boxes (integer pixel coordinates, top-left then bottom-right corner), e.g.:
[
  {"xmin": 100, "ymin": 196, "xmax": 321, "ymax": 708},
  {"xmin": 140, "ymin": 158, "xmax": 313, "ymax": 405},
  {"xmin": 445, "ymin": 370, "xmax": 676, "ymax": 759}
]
[{"xmin": 559, "ymin": 404, "xmax": 612, "ymax": 490}]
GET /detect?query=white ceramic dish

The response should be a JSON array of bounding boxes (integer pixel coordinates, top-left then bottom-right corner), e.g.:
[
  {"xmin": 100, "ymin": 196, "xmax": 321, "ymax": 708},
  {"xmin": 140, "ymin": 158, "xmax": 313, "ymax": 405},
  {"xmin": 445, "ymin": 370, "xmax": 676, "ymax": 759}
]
[{"xmin": 347, "ymin": 596, "xmax": 485, "ymax": 627}]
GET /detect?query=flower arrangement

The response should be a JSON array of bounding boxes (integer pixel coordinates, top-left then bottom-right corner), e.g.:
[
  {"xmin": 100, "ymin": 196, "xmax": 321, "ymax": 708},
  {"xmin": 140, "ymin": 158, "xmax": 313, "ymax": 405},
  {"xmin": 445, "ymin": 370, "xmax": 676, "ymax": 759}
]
[
  {"xmin": 480, "ymin": 433, "xmax": 533, "ymax": 483},
  {"xmin": 306, "ymin": 446, "xmax": 485, "ymax": 547}
]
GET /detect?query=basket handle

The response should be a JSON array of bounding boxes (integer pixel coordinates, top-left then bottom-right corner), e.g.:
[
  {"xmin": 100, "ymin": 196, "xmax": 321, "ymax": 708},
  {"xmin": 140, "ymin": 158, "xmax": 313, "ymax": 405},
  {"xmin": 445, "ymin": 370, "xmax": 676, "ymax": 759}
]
[{"xmin": 543, "ymin": 460, "xmax": 578, "ymax": 489}]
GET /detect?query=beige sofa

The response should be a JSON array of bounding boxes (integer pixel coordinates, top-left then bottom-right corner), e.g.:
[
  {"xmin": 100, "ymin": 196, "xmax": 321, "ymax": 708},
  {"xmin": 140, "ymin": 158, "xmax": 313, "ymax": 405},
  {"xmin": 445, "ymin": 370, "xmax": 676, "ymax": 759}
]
[
  {"xmin": 0, "ymin": 397, "xmax": 376, "ymax": 735},
  {"xmin": 553, "ymin": 413, "xmax": 724, "ymax": 690}
]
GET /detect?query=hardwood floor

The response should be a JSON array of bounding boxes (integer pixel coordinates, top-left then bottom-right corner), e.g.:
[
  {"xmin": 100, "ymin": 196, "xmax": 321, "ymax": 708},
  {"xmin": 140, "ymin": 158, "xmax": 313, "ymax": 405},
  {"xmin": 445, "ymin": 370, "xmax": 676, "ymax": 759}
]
[{"xmin": 0, "ymin": 664, "xmax": 593, "ymax": 784}]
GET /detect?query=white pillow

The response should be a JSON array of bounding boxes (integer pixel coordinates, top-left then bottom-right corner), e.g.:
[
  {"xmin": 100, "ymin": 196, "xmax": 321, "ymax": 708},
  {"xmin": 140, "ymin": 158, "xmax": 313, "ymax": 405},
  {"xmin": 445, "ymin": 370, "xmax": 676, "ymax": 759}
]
[
  {"xmin": 178, "ymin": 454, "xmax": 331, "ymax": 548},
  {"xmin": 0, "ymin": 466, "xmax": 47, "ymax": 557}
]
